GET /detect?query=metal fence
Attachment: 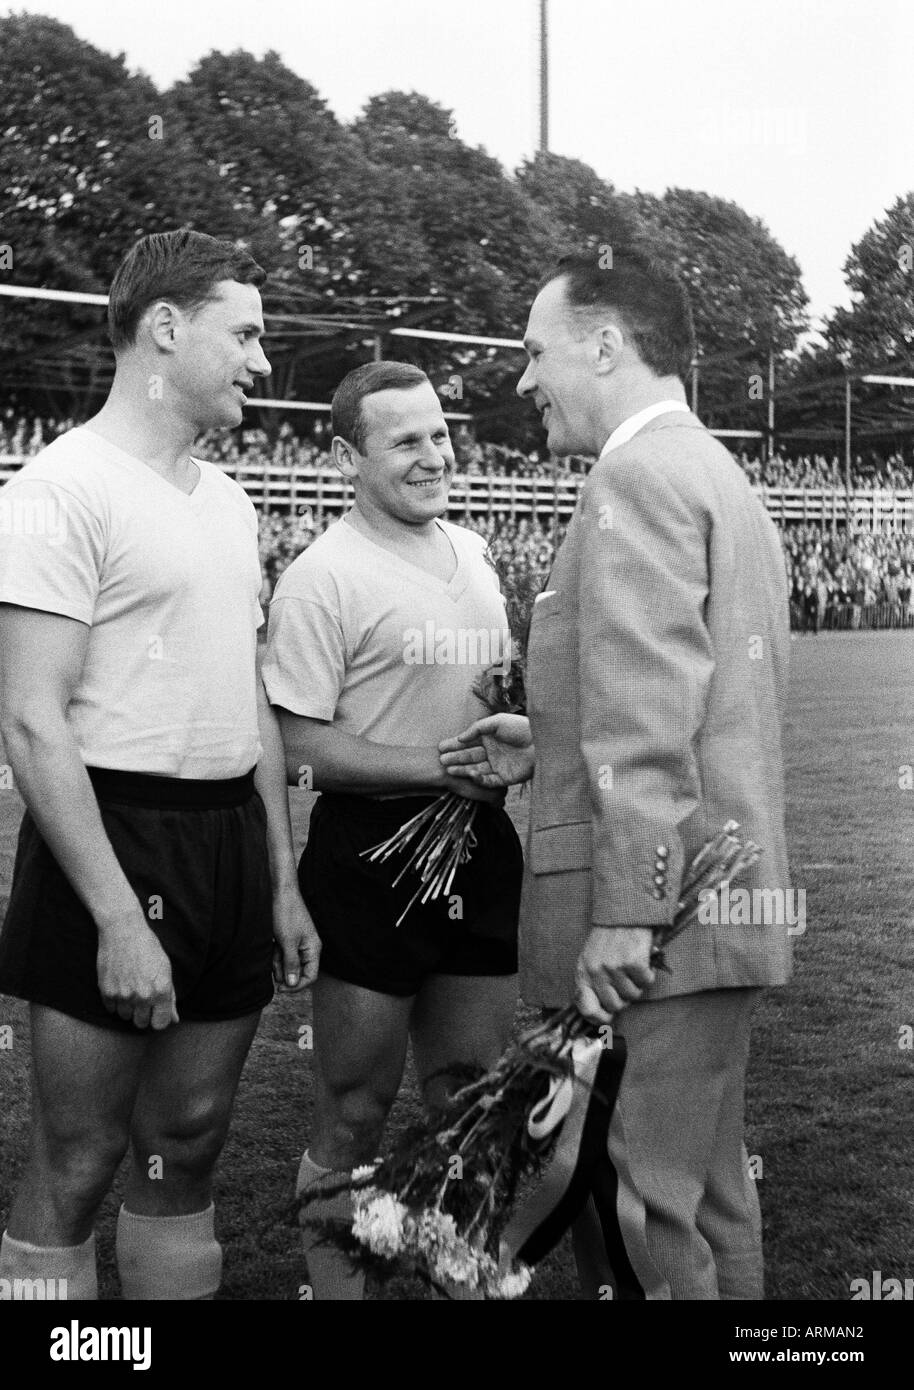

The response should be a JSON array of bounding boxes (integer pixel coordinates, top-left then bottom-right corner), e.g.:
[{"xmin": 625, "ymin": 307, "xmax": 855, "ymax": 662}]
[{"xmin": 791, "ymin": 601, "xmax": 914, "ymax": 632}]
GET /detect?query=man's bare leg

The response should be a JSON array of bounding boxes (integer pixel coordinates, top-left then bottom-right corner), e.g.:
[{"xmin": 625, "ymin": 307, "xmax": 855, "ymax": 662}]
[
  {"xmin": 1, "ymin": 1007, "xmax": 262, "ymax": 1300},
  {"xmin": 1, "ymin": 1005, "xmax": 147, "ymax": 1298},
  {"xmin": 299, "ymin": 973, "xmax": 413, "ymax": 1300},
  {"xmin": 410, "ymin": 972, "xmax": 517, "ymax": 1109},
  {"xmin": 310, "ymin": 975, "xmax": 414, "ymax": 1168},
  {"xmin": 6, "ymin": 1006, "xmax": 145, "ymax": 1244},
  {"xmin": 124, "ymin": 1013, "xmax": 262, "ymax": 1215},
  {"xmin": 299, "ymin": 972, "xmax": 516, "ymax": 1299},
  {"xmin": 117, "ymin": 1012, "xmax": 262, "ymax": 1299},
  {"xmin": 409, "ymin": 972, "xmax": 517, "ymax": 1299}
]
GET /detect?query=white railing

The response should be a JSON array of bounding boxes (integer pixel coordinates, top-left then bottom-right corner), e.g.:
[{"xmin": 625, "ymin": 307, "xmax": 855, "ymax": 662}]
[
  {"xmin": 1, "ymin": 457, "xmax": 912, "ymax": 527},
  {"xmin": 218, "ymin": 464, "xmax": 589, "ymax": 520},
  {"xmin": 755, "ymin": 486, "xmax": 914, "ymax": 528}
]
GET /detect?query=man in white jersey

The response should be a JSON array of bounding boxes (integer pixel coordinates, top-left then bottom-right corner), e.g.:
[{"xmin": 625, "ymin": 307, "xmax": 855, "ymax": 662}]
[
  {"xmin": 0, "ymin": 230, "xmax": 320, "ymax": 1300},
  {"xmin": 262, "ymin": 361, "xmax": 522, "ymax": 1300}
]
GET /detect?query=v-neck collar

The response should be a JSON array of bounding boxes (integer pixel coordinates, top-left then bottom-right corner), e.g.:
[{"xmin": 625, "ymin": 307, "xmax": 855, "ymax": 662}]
[
  {"xmin": 80, "ymin": 425, "xmax": 204, "ymax": 499},
  {"xmin": 340, "ymin": 515, "xmax": 468, "ymax": 601}
]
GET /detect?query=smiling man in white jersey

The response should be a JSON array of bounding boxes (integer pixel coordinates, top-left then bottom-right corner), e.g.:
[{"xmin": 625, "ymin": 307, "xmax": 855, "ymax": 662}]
[
  {"xmin": 0, "ymin": 230, "xmax": 320, "ymax": 1300},
  {"xmin": 263, "ymin": 361, "xmax": 522, "ymax": 1299}
]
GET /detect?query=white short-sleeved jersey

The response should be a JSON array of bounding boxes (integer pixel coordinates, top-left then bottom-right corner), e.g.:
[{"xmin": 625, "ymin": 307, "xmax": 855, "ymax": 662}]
[
  {"xmin": 262, "ymin": 516, "xmax": 510, "ymax": 747},
  {"xmin": 0, "ymin": 426, "xmax": 264, "ymax": 778}
]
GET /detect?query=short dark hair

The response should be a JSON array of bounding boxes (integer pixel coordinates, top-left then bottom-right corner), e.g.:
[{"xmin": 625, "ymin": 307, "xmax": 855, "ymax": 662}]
[
  {"xmin": 547, "ymin": 246, "xmax": 695, "ymax": 381},
  {"xmin": 331, "ymin": 361, "xmax": 431, "ymax": 452},
  {"xmin": 108, "ymin": 229, "xmax": 266, "ymax": 352}
]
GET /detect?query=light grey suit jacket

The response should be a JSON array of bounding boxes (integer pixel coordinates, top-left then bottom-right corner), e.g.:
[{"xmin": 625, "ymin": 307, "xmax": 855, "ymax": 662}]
[{"xmin": 519, "ymin": 410, "xmax": 792, "ymax": 1006}]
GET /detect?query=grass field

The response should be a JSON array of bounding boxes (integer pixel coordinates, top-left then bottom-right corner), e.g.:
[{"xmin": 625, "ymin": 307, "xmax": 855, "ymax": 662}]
[{"xmin": 1, "ymin": 630, "xmax": 912, "ymax": 1300}]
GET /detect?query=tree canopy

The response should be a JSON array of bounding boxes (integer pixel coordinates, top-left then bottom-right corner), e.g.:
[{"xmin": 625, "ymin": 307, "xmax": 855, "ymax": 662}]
[{"xmin": 10, "ymin": 13, "xmax": 895, "ymax": 450}]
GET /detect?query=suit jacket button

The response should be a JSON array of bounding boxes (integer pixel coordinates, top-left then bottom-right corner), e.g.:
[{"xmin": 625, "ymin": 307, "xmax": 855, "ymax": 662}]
[
  {"xmin": 656, "ymin": 845, "xmax": 669, "ymax": 859},
  {"xmin": 651, "ymin": 887, "xmax": 666, "ymax": 900}
]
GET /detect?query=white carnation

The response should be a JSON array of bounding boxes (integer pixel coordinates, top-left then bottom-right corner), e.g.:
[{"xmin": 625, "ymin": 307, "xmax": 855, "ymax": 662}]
[
  {"xmin": 413, "ymin": 1208, "xmax": 460, "ymax": 1254},
  {"xmin": 432, "ymin": 1243, "xmax": 481, "ymax": 1289},
  {"xmin": 351, "ymin": 1189, "xmax": 408, "ymax": 1257},
  {"xmin": 351, "ymin": 1163, "xmax": 380, "ymax": 1183},
  {"xmin": 488, "ymin": 1264, "xmax": 533, "ymax": 1299}
]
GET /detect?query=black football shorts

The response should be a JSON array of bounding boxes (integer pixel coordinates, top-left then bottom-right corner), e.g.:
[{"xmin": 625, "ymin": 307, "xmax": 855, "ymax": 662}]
[
  {"xmin": 0, "ymin": 766, "xmax": 275, "ymax": 1031},
  {"xmin": 299, "ymin": 792, "xmax": 521, "ymax": 997}
]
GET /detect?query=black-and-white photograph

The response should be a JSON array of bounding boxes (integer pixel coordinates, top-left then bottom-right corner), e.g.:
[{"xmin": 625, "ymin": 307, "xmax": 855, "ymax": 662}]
[{"xmin": 0, "ymin": 0, "xmax": 910, "ymax": 1357}]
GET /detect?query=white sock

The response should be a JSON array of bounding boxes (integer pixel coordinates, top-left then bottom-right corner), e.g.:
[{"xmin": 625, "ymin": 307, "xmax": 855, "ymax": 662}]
[
  {"xmin": 116, "ymin": 1203, "xmax": 222, "ymax": 1300},
  {"xmin": 0, "ymin": 1228, "xmax": 97, "ymax": 1300},
  {"xmin": 296, "ymin": 1150, "xmax": 366, "ymax": 1301}
]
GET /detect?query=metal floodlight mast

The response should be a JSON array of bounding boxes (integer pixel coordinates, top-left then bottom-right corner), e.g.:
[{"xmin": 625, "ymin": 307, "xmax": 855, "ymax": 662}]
[
  {"xmin": 845, "ymin": 376, "xmax": 852, "ymax": 500},
  {"xmin": 539, "ymin": 0, "xmax": 549, "ymax": 153}
]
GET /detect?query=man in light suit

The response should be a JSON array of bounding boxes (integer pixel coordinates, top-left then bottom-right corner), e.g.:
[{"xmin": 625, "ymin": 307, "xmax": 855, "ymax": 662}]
[{"xmin": 440, "ymin": 247, "xmax": 792, "ymax": 1300}]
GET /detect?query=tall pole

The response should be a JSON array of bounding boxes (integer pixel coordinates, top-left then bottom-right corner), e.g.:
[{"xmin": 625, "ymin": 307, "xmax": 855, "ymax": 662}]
[
  {"xmin": 767, "ymin": 348, "xmax": 775, "ymax": 463},
  {"xmin": 539, "ymin": 0, "xmax": 549, "ymax": 153},
  {"xmin": 690, "ymin": 358, "xmax": 699, "ymax": 415},
  {"xmin": 844, "ymin": 376, "xmax": 852, "ymax": 526}
]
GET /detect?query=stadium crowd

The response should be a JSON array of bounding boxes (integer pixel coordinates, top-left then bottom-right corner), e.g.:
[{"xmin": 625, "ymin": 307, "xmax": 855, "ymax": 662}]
[
  {"xmin": 6, "ymin": 413, "xmax": 914, "ymax": 489},
  {"xmin": 3, "ymin": 412, "xmax": 914, "ymax": 632},
  {"xmin": 782, "ymin": 522, "xmax": 914, "ymax": 631},
  {"xmin": 738, "ymin": 450, "xmax": 914, "ymax": 492},
  {"xmin": 257, "ymin": 511, "xmax": 914, "ymax": 634},
  {"xmin": 210, "ymin": 425, "xmax": 914, "ymax": 487}
]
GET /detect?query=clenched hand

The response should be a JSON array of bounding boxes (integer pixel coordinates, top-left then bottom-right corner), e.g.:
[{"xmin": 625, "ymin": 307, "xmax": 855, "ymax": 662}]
[
  {"xmin": 574, "ymin": 926, "xmax": 656, "ymax": 1025},
  {"xmin": 96, "ymin": 912, "xmax": 179, "ymax": 1031}
]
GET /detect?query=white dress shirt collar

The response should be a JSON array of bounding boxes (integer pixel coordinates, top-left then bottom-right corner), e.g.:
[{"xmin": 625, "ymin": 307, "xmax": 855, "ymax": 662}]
[{"xmin": 598, "ymin": 400, "xmax": 690, "ymax": 459}]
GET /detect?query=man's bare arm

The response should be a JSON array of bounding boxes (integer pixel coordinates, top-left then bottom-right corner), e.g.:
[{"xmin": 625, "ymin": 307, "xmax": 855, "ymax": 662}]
[
  {"xmin": 0, "ymin": 604, "xmax": 178, "ymax": 1029},
  {"xmin": 254, "ymin": 658, "xmax": 321, "ymax": 990},
  {"xmin": 276, "ymin": 709, "xmax": 499, "ymax": 802}
]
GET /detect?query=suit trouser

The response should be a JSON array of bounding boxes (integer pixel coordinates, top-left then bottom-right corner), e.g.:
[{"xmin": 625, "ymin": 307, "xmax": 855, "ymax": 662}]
[{"xmin": 573, "ymin": 987, "xmax": 763, "ymax": 1301}]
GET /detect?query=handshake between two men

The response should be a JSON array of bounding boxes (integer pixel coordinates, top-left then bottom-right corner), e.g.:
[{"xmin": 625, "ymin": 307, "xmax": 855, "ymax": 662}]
[{"xmin": 439, "ymin": 714, "xmax": 659, "ymax": 1026}]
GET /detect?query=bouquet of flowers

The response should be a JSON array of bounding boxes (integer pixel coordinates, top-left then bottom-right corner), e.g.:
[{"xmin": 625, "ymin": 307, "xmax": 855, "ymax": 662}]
[
  {"xmin": 302, "ymin": 822, "xmax": 761, "ymax": 1298},
  {"xmin": 359, "ymin": 656, "xmax": 526, "ymax": 927}
]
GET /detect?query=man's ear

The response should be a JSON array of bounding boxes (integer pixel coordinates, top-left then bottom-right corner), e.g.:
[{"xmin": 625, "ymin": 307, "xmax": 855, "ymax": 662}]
[
  {"xmin": 595, "ymin": 321, "xmax": 625, "ymax": 375},
  {"xmin": 331, "ymin": 435, "xmax": 359, "ymax": 479},
  {"xmin": 147, "ymin": 300, "xmax": 182, "ymax": 353}
]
